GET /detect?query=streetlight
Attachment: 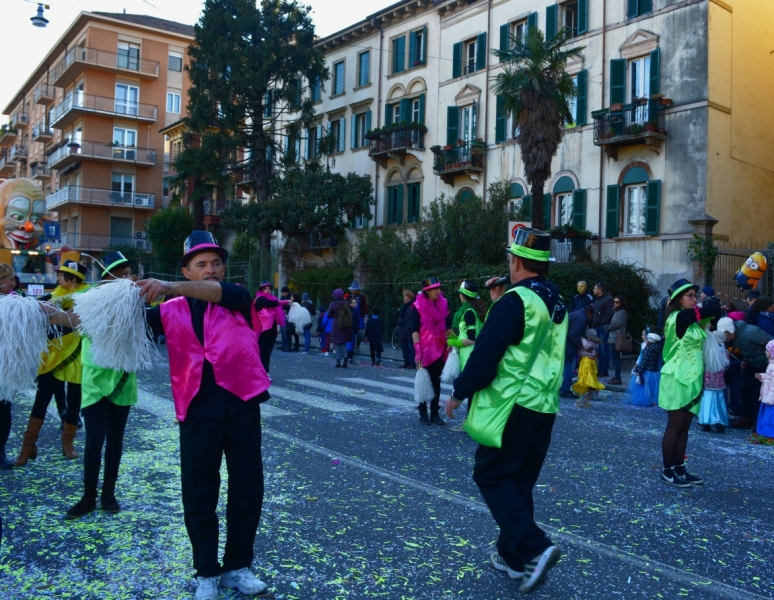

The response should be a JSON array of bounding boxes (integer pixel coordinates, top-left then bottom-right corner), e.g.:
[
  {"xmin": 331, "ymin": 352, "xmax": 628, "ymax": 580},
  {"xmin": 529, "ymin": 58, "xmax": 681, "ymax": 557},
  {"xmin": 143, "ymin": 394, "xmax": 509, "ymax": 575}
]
[{"xmin": 30, "ymin": 3, "xmax": 50, "ymax": 28}]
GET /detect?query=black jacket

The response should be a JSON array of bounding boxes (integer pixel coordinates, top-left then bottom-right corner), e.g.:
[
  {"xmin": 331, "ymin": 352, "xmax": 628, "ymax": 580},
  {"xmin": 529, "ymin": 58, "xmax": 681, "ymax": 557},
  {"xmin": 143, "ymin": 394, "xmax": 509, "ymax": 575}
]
[
  {"xmin": 592, "ymin": 292, "xmax": 614, "ymax": 328},
  {"xmin": 364, "ymin": 316, "xmax": 384, "ymax": 351},
  {"xmin": 565, "ymin": 309, "xmax": 587, "ymax": 360},
  {"xmin": 570, "ymin": 293, "xmax": 593, "ymax": 312}
]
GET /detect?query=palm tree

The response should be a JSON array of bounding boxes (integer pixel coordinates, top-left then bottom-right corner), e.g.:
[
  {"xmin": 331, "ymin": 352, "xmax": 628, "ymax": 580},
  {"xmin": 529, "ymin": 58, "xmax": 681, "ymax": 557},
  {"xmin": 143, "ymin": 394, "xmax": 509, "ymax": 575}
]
[{"xmin": 491, "ymin": 28, "xmax": 584, "ymax": 230}]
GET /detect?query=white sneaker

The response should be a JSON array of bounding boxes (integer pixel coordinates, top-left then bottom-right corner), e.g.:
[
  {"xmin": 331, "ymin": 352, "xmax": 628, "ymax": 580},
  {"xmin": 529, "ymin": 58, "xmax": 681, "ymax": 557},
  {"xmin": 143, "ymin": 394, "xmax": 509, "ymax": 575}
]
[
  {"xmin": 219, "ymin": 568, "xmax": 268, "ymax": 595},
  {"xmin": 490, "ymin": 552, "xmax": 524, "ymax": 579},
  {"xmin": 194, "ymin": 576, "xmax": 219, "ymax": 599}
]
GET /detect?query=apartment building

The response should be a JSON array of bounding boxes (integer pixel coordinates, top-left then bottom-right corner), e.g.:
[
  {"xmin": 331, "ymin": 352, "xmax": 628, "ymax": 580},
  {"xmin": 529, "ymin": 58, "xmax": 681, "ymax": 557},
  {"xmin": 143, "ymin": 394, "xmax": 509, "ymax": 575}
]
[
  {"xmin": 0, "ymin": 11, "xmax": 193, "ymax": 255},
  {"xmin": 278, "ymin": 0, "xmax": 774, "ymax": 289}
]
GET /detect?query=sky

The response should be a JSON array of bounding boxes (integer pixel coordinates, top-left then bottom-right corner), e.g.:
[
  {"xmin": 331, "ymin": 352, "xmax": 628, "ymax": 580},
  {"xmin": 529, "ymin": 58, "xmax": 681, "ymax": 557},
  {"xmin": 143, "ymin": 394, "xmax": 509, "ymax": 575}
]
[{"xmin": 0, "ymin": 0, "xmax": 389, "ymax": 122}]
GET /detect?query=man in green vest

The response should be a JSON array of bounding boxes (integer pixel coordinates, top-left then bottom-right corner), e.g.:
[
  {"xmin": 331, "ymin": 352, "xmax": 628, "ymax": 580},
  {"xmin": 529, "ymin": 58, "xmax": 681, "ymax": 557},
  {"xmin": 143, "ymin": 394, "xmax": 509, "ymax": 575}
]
[{"xmin": 446, "ymin": 228, "xmax": 568, "ymax": 595}]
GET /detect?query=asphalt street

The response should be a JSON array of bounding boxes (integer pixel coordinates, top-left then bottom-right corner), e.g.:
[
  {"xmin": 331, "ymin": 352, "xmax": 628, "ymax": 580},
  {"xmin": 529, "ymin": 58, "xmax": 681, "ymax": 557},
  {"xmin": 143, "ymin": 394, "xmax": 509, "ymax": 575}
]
[{"xmin": 1, "ymin": 346, "xmax": 773, "ymax": 600}]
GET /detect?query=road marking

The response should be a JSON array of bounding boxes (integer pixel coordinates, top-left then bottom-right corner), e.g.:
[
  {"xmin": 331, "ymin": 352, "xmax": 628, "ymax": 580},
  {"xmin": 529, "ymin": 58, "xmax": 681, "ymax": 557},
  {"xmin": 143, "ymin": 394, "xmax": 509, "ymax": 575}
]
[
  {"xmin": 136, "ymin": 388, "xmax": 295, "ymax": 420},
  {"xmin": 386, "ymin": 376, "xmax": 454, "ymax": 392},
  {"xmin": 263, "ymin": 427, "xmax": 765, "ymax": 600},
  {"xmin": 290, "ymin": 379, "xmax": 412, "ymax": 408},
  {"xmin": 270, "ymin": 386, "xmax": 363, "ymax": 413},
  {"xmin": 342, "ymin": 377, "xmax": 430, "ymax": 397}
]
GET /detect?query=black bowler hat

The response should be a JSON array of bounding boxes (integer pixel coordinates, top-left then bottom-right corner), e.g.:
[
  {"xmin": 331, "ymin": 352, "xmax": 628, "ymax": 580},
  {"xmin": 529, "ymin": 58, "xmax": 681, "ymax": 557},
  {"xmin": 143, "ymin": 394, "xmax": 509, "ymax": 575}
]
[
  {"xmin": 101, "ymin": 251, "xmax": 129, "ymax": 277},
  {"xmin": 180, "ymin": 231, "xmax": 228, "ymax": 268},
  {"xmin": 669, "ymin": 279, "xmax": 700, "ymax": 301},
  {"xmin": 422, "ymin": 276, "xmax": 441, "ymax": 291}
]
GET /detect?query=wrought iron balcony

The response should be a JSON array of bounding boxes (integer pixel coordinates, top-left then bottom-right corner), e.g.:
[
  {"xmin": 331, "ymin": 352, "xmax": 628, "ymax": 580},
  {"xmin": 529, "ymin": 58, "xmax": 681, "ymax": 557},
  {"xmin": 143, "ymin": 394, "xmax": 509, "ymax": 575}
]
[
  {"xmin": 30, "ymin": 162, "xmax": 51, "ymax": 180},
  {"xmin": 46, "ymin": 186, "xmax": 156, "ymax": 212},
  {"xmin": 431, "ymin": 141, "xmax": 485, "ymax": 186},
  {"xmin": 592, "ymin": 100, "xmax": 668, "ymax": 160},
  {"xmin": 50, "ymin": 92, "xmax": 158, "ymax": 130},
  {"xmin": 46, "ymin": 233, "xmax": 153, "ymax": 253},
  {"xmin": 234, "ymin": 172, "xmax": 255, "ymax": 189},
  {"xmin": 0, "ymin": 126, "xmax": 17, "ymax": 146},
  {"xmin": 365, "ymin": 123, "xmax": 426, "ymax": 167},
  {"xmin": 33, "ymin": 124, "xmax": 54, "ymax": 143},
  {"xmin": 47, "ymin": 139, "xmax": 156, "ymax": 171},
  {"xmin": 0, "ymin": 154, "xmax": 15, "ymax": 176},
  {"xmin": 34, "ymin": 83, "xmax": 56, "ymax": 106},
  {"xmin": 51, "ymin": 46, "xmax": 160, "ymax": 87},
  {"xmin": 10, "ymin": 111, "xmax": 29, "ymax": 130},
  {"xmin": 8, "ymin": 145, "xmax": 28, "ymax": 162}
]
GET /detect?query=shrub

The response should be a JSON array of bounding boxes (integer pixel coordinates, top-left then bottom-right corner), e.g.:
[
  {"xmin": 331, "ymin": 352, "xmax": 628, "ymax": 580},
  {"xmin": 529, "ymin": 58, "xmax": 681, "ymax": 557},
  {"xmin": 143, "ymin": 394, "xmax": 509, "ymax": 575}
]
[{"xmin": 289, "ymin": 266, "xmax": 354, "ymax": 308}]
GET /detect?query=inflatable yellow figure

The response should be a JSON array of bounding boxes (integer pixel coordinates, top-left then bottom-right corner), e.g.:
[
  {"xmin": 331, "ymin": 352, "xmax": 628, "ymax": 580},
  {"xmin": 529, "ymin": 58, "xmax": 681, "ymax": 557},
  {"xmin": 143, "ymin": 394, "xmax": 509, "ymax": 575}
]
[{"xmin": 735, "ymin": 252, "xmax": 768, "ymax": 291}]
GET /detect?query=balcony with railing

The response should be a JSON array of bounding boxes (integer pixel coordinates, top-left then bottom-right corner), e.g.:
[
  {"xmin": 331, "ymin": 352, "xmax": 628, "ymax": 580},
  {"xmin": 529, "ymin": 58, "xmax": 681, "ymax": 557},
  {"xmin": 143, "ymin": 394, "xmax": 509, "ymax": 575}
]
[
  {"xmin": 47, "ymin": 139, "xmax": 156, "ymax": 171},
  {"xmin": 8, "ymin": 145, "xmax": 28, "ymax": 162},
  {"xmin": 234, "ymin": 172, "xmax": 255, "ymax": 189},
  {"xmin": 33, "ymin": 124, "xmax": 54, "ymax": 143},
  {"xmin": 46, "ymin": 186, "xmax": 156, "ymax": 212},
  {"xmin": 51, "ymin": 46, "xmax": 160, "ymax": 87},
  {"xmin": 10, "ymin": 111, "xmax": 30, "ymax": 130},
  {"xmin": 365, "ymin": 123, "xmax": 426, "ymax": 167},
  {"xmin": 592, "ymin": 100, "xmax": 668, "ymax": 160},
  {"xmin": 431, "ymin": 141, "xmax": 486, "ymax": 185},
  {"xmin": 34, "ymin": 83, "xmax": 57, "ymax": 106},
  {"xmin": 50, "ymin": 92, "xmax": 158, "ymax": 130},
  {"xmin": 46, "ymin": 232, "xmax": 153, "ymax": 253},
  {"xmin": 0, "ymin": 126, "xmax": 17, "ymax": 146},
  {"xmin": 0, "ymin": 153, "xmax": 15, "ymax": 176},
  {"xmin": 30, "ymin": 162, "xmax": 51, "ymax": 181}
]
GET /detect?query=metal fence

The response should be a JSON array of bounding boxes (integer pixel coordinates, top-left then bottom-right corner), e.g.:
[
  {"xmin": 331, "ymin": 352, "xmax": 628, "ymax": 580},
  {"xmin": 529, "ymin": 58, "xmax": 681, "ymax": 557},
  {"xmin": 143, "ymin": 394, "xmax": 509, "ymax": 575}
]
[{"xmin": 712, "ymin": 241, "xmax": 774, "ymax": 306}]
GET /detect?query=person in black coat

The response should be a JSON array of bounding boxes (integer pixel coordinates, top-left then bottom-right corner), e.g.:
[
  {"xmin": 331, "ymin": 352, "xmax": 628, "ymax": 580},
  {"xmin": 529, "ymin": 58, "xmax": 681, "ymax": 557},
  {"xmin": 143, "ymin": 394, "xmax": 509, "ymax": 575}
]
[
  {"xmin": 364, "ymin": 307, "xmax": 385, "ymax": 366},
  {"xmin": 561, "ymin": 307, "xmax": 591, "ymax": 397}
]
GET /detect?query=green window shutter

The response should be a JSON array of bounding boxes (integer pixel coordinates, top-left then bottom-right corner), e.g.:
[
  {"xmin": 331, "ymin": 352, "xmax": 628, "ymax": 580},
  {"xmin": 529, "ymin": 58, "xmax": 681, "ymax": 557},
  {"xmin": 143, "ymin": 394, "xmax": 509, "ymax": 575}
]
[
  {"xmin": 577, "ymin": 0, "xmax": 588, "ymax": 35},
  {"xmin": 645, "ymin": 180, "xmax": 661, "ymax": 235},
  {"xmin": 476, "ymin": 32, "xmax": 487, "ymax": 72},
  {"xmin": 408, "ymin": 182, "xmax": 420, "ymax": 223},
  {"xmin": 421, "ymin": 26, "xmax": 427, "ymax": 63},
  {"xmin": 396, "ymin": 185, "xmax": 404, "ymax": 225},
  {"xmin": 606, "ymin": 185, "xmax": 620, "ymax": 238},
  {"xmin": 543, "ymin": 194, "xmax": 552, "ymax": 228},
  {"xmin": 338, "ymin": 119, "xmax": 345, "ymax": 153},
  {"xmin": 522, "ymin": 195, "xmax": 532, "ymax": 221},
  {"xmin": 575, "ymin": 69, "xmax": 587, "ymax": 125},
  {"xmin": 572, "ymin": 189, "xmax": 587, "ymax": 230},
  {"xmin": 610, "ymin": 59, "xmax": 626, "ymax": 105},
  {"xmin": 649, "ymin": 48, "xmax": 660, "ymax": 96},
  {"xmin": 527, "ymin": 12, "xmax": 538, "ymax": 31},
  {"xmin": 627, "ymin": 0, "xmax": 639, "ymax": 18},
  {"xmin": 495, "ymin": 95, "xmax": 507, "ymax": 143},
  {"xmin": 316, "ymin": 124, "xmax": 323, "ymax": 156},
  {"xmin": 447, "ymin": 106, "xmax": 459, "ymax": 145},
  {"xmin": 400, "ymin": 98, "xmax": 412, "ymax": 123},
  {"xmin": 385, "ymin": 103, "xmax": 393, "ymax": 126},
  {"xmin": 418, "ymin": 93, "xmax": 426, "ymax": 124},
  {"xmin": 365, "ymin": 110, "xmax": 371, "ymax": 134},
  {"xmin": 546, "ymin": 4, "xmax": 557, "ymax": 40},
  {"xmin": 452, "ymin": 42, "xmax": 463, "ymax": 78},
  {"xmin": 393, "ymin": 37, "xmax": 406, "ymax": 73},
  {"xmin": 304, "ymin": 131, "xmax": 310, "ymax": 160},
  {"xmin": 409, "ymin": 31, "xmax": 418, "ymax": 67},
  {"xmin": 499, "ymin": 23, "xmax": 509, "ymax": 53},
  {"xmin": 350, "ymin": 114, "xmax": 357, "ymax": 149}
]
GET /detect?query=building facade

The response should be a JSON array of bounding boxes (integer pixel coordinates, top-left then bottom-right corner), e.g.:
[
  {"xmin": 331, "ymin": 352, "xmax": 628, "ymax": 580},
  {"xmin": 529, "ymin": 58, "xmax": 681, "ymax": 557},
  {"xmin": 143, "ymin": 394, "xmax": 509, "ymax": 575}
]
[
  {"xmin": 275, "ymin": 0, "xmax": 774, "ymax": 290},
  {"xmin": 0, "ymin": 11, "xmax": 193, "ymax": 255}
]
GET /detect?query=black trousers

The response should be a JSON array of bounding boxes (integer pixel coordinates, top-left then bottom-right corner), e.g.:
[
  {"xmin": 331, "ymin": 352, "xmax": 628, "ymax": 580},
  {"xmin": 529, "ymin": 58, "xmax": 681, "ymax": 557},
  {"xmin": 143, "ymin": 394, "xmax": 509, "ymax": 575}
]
[
  {"xmin": 741, "ymin": 364, "xmax": 763, "ymax": 421},
  {"xmin": 81, "ymin": 398, "xmax": 131, "ymax": 489},
  {"xmin": 370, "ymin": 346, "xmax": 382, "ymax": 364},
  {"xmin": 31, "ymin": 372, "xmax": 81, "ymax": 426},
  {"xmin": 425, "ymin": 357, "xmax": 444, "ymax": 411},
  {"xmin": 473, "ymin": 403, "xmax": 555, "ymax": 571},
  {"xmin": 179, "ymin": 404, "xmax": 264, "ymax": 578},
  {"xmin": 258, "ymin": 329, "xmax": 277, "ymax": 372}
]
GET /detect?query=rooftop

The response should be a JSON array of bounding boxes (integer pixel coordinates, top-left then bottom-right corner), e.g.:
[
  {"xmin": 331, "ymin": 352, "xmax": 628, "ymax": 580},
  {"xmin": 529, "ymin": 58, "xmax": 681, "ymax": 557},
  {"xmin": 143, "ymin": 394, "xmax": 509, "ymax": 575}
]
[{"xmin": 93, "ymin": 12, "xmax": 196, "ymax": 38}]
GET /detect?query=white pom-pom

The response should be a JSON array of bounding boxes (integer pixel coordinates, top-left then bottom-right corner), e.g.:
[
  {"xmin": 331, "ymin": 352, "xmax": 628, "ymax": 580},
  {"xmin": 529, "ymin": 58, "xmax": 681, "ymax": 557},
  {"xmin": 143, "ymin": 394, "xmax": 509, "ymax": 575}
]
[
  {"xmin": 288, "ymin": 302, "xmax": 312, "ymax": 330},
  {"xmin": 441, "ymin": 348, "xmax": 460, "ymax": 383},
  {"xmin": 703, "ymin": 331, "xmax": 729, "ymax": 374},
  {"xmin": 0, "ymin": 293, "xmax": 50, "ymax": 398},
  {"xmin": 74, "ymin": 279, "xmax": 158, "ymax": 373},
  {"xmin": 414, "ymin": 367, "xmax": 435, "ymax": 404}
]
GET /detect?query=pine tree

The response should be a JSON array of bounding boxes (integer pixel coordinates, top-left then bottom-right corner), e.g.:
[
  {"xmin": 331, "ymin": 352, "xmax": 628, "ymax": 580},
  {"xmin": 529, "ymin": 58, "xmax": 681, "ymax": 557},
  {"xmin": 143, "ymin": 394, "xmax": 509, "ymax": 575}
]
[{"xmin": 171, "ymin": 0, "xmax": 328, "ymax": 245}]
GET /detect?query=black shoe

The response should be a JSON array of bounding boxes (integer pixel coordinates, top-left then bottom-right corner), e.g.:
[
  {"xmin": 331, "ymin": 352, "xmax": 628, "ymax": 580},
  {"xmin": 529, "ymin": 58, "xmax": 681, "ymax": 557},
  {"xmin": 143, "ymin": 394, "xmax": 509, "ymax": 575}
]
[
  {"xmin": 430, "ymin": 411, "xmax": 445, "ymax": 425},
  {"xmin": 335, "ymin": 360, "xmax": 341, "ymax": 368},
  {"xmin": 559, "ymin": 392, "xmax": 576, "ymax": 399},
  {"xmin": 66, "ymin": 490, "xmax": 98, "ymax": 520},
  {"xmin": 673, "ymin": 463, "xmax": 703, "ymax": 485},
  {"xmin": 714, "ymin": 424, "xmax": 725, "ymax": 433},
  {"xmin": 342, "ymin": 360, "xmax": 348, "ymax": 369},
  {"xmin": 418, "ymin": 403, "xmax": 430, "ymax": 425},
  {"xmin": 661, "ymin": 467, "xmax": 692, "ymax": 488},
  {"xmin": 520, "ymin": 546, "xmax": 561, "ymax": 594},
  {"xmin": 701, "ymin": 424, "xmax": 711, "ymax": 432},
  {"xmin": 101, "ymin": 493, "xmax": 121, "ymax": 514}
]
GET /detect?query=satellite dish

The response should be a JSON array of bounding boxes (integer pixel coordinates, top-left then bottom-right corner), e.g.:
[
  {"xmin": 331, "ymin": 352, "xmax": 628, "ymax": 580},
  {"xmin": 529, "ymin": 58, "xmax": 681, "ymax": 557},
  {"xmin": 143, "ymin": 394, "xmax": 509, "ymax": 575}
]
[{"xmin": 31, "ymin": 4, "xmax": 49, "ymax": 28}]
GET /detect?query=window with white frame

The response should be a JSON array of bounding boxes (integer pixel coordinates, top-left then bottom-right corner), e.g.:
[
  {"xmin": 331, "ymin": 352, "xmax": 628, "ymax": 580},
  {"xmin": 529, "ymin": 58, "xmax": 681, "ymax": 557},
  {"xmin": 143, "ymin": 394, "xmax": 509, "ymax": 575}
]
[
  {"xmin": 556, "ymin": 193, "xmax": 574, "ymax": 226},
  {"xmin": 562, "ymin": 1, "xmax": 579, "ymax": 38},
  {"xmin": 629, "ymin": 55, "xmax": 651, "ymax": 123},
  {"xmin": 392, "ymin": 104, "xmax": 401, "ymax": 125},
  {"xmin": 354, "ymin": 112, "xmax": 369, "ymax": 148},
  {"xmin": 352, "ymin": 215, "xmax": 368, "ymax": 229},
  {"xmin": 512, "ymin": 20, "xmax": 527, "ymax": 44},
  {"xmin": 113, "ymin": 127, "xmax": 137, "ymax": 160},
  {"xmin": 568, "ymin": 74, "xmax": 578, "ymax": 125},
  {"xmin": 626, "ymin": 184, "xmax": 647, "ymax": 235},
  {"xmin": 465, "ymin": 38, "xmax": 477, "ymax": 75},
  {"xmin": 461, "ymin": 104, "xmax": 476, "ymax": 143},
  {"xmin": 168, "ymin": 51, "xmax": 183, "ymax": 72},
  {"xmin": 115, "ymin": 84, "xmax": 139, "ymax": 116},
  {"xmin": 412, "ymin": 98, "xmax": 421, "ymax": 124},
  {"xmin": 166, "ymin": 92, "xmax": 181, "ymax": 114},
  {"xmin": 330, "ymin": 118, "xmax": 345, "ymax": 153}
]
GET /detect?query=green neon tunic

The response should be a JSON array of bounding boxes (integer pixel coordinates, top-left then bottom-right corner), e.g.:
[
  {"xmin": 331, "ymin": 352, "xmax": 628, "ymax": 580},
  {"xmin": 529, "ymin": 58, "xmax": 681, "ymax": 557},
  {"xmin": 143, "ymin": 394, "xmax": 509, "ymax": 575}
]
[
  {"xmin": 658, "ymin": 311, "xmax": 706, "ymax": 414},
  {"xmin": 80, "ymin": 337, "xmax": 138, "ymax": 409},
  {"xmin": 458, "ymin": 306, "xmax": 483, "ymax": 370},
  {"xmin": 470, "ymin": 286, "xmax": 568, "ymax": 416}
]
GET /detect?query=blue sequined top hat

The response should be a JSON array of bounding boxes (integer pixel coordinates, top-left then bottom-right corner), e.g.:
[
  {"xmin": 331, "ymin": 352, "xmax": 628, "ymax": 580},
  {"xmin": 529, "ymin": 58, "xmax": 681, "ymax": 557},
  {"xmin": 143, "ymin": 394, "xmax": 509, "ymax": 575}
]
[{"xmin": 180, "ymin": 230, "xmax": 228, "ymax": 268}]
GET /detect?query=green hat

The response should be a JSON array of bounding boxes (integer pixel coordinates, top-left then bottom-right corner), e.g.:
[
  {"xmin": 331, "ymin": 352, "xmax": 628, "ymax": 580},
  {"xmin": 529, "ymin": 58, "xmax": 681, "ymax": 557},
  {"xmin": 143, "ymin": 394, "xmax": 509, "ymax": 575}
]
[
  {"xmin": 508, "ymin": 228, "xmax": 554, "ymax": 262},
  {"xmin": 458, "ymin": 280, "xmax": 479, "ymax": 299},
  {"xmin": 669, "ymin": 278, "xmax": 700, "ymax": 301}
]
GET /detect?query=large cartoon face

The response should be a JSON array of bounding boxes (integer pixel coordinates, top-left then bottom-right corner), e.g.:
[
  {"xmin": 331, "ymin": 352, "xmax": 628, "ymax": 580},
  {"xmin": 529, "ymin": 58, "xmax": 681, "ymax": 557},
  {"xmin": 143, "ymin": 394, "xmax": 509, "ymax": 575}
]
[
  {"xmin": 0, "ymin": 179, "xmax": 46, "ymax": 250},
  {"xmin": 741, "ymin": 252, "xmax": 768, "ymax": 278}
]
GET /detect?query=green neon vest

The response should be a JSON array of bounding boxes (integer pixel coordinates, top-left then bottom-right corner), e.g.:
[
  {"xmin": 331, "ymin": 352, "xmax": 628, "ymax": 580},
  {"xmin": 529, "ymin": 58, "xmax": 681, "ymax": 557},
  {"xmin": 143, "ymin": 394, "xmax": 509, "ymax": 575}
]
[
  {"xmin": 472, "ymin": 286, "xmax": 568, "ymax": 415},
  {"xmin": 81, "ymin": 337, "xmax": 138, "ymax": 409},
  {"xmin": 658, "ymin": 311, "xmax": 706, "ymax": 414},
  {"xmin": 458, "ymin": 306, "xmax": 483, "ymax": 369}
]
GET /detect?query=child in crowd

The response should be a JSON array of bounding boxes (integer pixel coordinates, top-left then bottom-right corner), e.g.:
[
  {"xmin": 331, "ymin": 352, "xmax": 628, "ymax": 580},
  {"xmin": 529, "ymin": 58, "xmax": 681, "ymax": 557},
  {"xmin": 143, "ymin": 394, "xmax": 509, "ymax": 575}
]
[
  {"xmin": 572, "ymin": 329, "xmax": 605, "ymax": 399},
  {"xmin": 625, "ymin": 332, "xmax": 662, "ymax": 407},
  {"xmin": 364, "ymin": 307, "xmax": 384, "ymax": 367},
  {"xmin": 699, "ymin": 323, "xmax": 731, "ymax": 433},
  {"xmin": 346, "ymin": 298, "xmax": 361, "ymax": 365},
  {"xmin": 755, "ymin": 340, "xmax": 774, "ymax": 438},
  {"xmin": 322, "ymin": 310, "xmax": 333, "ymax": 356}
]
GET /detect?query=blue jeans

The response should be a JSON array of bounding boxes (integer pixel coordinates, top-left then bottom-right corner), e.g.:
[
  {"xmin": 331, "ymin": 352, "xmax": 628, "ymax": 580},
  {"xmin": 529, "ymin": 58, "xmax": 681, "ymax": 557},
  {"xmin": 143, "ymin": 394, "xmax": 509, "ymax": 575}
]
[
  {"xmin": 595, "ymin": 327, "xmax": 610, "ymax": 374},
  {"xmin": 303, "ymin": 327, "xmax": 311, "ymax": 352},
  {"xmin": 560, "ymin": 357, "xmax": 576, "ymax": 395},
  {"xmin": 609, "ymin": 345, "xmax": 621, "ymax": 380},
  {"xmin": 401, "ymin": 338, "xmax": 416, "ymax": 368}
]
